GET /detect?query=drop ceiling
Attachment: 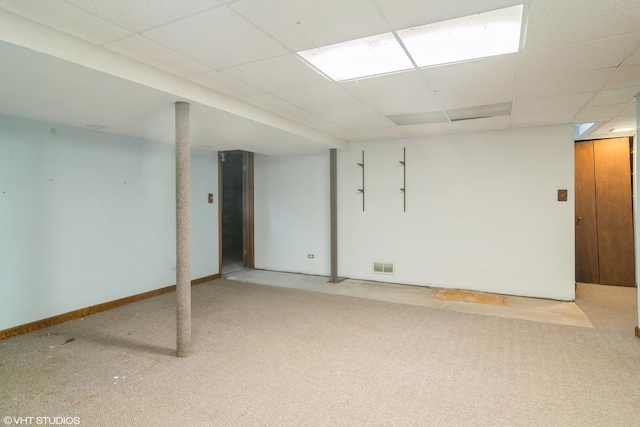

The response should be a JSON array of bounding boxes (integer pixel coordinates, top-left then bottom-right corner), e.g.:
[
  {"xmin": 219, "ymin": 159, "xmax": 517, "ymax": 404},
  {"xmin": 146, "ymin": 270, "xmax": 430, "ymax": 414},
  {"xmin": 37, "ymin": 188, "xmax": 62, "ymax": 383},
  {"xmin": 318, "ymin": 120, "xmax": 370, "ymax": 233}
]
[{"xmin": 0, "ymin": 0, "xmax": 638, "ymax": 155}]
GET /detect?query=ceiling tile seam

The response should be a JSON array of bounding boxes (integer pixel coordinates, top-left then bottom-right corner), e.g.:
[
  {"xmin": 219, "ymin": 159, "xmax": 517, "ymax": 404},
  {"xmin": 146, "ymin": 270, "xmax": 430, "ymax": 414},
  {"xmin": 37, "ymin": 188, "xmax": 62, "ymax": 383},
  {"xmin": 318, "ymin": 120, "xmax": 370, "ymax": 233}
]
[
  {"xmin": 104, "ymin": 34, "xmax": 218, "ymax": 78},
  {"xmin": 588, "ymin": 99, "xmax": 638, "ymax": 133},
  {"xmin": 509, "ymin": 52, "xmax": 526, "ymax": 128},
  {"xmin": 189, "ymin": 69, "xmax": 267, "ymax": 95},
  {"xmin": 215, "ymin": 53, "xmax": 333, "ymax": 90},
  {"xmin": 369, "ymin": 0, "xmax": 451, "ymax": 124},
  {"xmin": 519, "ymin": 0, "xmax": 532, "ymax": 53},
  {"xmin": 621, "ymin": 42, "xmax": 640, "ymax": 67},
  {"xmin": 0, "ymin": 9, "xmax": 346, "ymax": 151},
  {"xmin": 225, "ymin": 4, "xmax": 358, "ymax": 109},
  {"xmin": 59, "ymin": 0, "xmax": 228, "ymax": 38},
  {"xmin": 507, "ymin": 0, "xmax": 532, "ymax": 129},
  {"xmin": 55, "ymin": 0, "xmax": 133, "ymax": 43},
  {"xmin": 266, "ymin": 82, "xmax": 366, "ymax": 114},
  {"xmin": 569, "ymin": 61, "xmax": 639, "ymax": 124},
  {"xmin": 227, "ymin": 3, "xmax": 306, "ymax": 56},
  {"xmin": 522, "ymin": 29, "xmax": 640, "ymax": 54},
  {"xmin": 18, "ymin": 0, "xmax": 133, "ymax": 46}
]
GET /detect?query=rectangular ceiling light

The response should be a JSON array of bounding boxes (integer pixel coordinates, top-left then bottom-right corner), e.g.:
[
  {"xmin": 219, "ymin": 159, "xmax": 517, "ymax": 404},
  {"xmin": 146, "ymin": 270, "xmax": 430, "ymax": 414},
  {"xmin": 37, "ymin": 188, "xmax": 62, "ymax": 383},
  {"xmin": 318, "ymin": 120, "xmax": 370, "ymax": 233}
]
[
  {"xmin": 297, "ymin": 33, "xmax": 413, "ymax": 82},
  {"xmin": 297, "ymin": 5, "xmax": 523, "ymax": 81},
  {"xmin": 397, "ymin": 5, "xmax": 523, "ymax": 68}
]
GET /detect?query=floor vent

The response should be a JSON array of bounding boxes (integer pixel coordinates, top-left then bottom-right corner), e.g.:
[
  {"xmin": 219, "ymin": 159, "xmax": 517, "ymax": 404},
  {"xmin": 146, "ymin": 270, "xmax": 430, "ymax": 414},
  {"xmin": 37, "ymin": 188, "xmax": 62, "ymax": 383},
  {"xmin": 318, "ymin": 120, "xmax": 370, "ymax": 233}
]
[{"xmin": 373, "ymin": 262, "xmax": 394, "ymax": 274}]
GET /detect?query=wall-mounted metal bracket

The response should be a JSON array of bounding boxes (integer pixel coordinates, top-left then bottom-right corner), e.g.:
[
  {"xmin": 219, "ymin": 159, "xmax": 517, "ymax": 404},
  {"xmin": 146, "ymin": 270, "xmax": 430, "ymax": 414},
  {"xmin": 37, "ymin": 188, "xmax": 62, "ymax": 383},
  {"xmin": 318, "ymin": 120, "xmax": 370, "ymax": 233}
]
[
  {"xmin": 400, "ymin": 148, "xmax": 406, "ymax": 212},
  {"xmin": 357, "ymin": 150, "xmax": 365, "ymax": 212}
]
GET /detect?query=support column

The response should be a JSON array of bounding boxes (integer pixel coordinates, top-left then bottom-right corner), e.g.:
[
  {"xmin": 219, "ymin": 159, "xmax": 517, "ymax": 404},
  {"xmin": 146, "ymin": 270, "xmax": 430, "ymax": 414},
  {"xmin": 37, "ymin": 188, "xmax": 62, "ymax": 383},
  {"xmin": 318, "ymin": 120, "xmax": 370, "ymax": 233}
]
[
  {"xmin": 329, "ymin": 149, "xmax": 341, "ymax": 283},
  {"xmin": 175, "ymin": 101, "xmax": 192, "ymax": 357}
]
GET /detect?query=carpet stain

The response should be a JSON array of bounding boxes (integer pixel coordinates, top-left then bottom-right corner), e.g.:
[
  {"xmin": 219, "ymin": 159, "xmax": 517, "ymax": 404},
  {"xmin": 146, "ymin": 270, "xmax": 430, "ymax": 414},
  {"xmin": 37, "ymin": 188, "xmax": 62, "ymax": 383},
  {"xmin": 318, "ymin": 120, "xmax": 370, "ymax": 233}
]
[{"xmin": 434, "ymin": 290, "xmax": 506, "ymax": 306}]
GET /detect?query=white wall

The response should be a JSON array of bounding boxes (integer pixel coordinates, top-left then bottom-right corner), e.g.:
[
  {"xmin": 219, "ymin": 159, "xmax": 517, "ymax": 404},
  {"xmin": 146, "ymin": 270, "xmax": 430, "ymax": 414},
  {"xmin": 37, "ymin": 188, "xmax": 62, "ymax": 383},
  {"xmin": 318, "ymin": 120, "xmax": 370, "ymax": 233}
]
[
  {"xmin": 255, "ymin": 125, "xmax": 575, "ymax": 300},
  {"xmin": 254, "ymin": 153, "xmax": 330, "ymax": 275},
  {"xmin": 0, "ymin": 115, "xmax": 219, "ymax": 331}
]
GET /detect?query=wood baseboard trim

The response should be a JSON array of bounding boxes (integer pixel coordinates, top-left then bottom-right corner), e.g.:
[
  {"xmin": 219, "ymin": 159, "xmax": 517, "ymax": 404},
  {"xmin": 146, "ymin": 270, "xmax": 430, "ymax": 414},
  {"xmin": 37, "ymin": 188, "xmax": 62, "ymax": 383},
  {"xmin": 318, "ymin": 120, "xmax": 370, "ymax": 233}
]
[
  {"xmin": 191, "ymin": 274, "xmax": 219, "ymax": 286},
  {"xmin": 635, "ymin": 327, "xmax": 640, "ymax": 339},
  {"xmin": 0, "ymin": 273, "xmax": 221, "ymax": 340}
]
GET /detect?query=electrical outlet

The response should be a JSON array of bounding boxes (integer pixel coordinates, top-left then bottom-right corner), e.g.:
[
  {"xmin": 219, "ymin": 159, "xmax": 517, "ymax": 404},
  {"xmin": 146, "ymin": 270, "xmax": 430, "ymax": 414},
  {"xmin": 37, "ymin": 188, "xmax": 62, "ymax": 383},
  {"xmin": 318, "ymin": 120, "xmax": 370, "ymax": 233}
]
[
  {"xmin": 308, "ymin": 254, "xmax": 314, "ymax": 259},
  {"xmin": 477, "ymin": 266, "xmax": 487, "ymax": 273}
]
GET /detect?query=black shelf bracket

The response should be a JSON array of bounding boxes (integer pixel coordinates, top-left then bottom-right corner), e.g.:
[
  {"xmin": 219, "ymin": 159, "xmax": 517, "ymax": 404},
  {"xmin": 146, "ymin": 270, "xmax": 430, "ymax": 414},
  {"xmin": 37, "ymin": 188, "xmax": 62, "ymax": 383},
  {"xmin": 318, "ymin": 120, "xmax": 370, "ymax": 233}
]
[
  {"xmin": 400, "ymin": 148, "xmax": 406, "ymax": 212},
  {"xmin": 357, "ymin": 150, "xmax": 365, "ymax": 212}
]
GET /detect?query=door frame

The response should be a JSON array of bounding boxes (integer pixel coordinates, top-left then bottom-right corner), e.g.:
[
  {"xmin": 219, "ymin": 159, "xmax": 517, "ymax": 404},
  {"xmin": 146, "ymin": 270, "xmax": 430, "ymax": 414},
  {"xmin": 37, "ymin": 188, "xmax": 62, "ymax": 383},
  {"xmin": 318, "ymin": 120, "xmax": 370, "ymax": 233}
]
[{"xmin": 218, "ymin": 150, "xmax": 254, "ymax": 274}]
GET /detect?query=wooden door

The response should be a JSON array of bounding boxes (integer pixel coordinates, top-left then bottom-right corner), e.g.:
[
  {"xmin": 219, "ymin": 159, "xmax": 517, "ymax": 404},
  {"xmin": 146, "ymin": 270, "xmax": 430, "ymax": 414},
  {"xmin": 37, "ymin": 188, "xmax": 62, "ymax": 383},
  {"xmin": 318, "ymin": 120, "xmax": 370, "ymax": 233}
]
[
  {"xmin": 574, "ymin": 137, "xmax": 635, "ymax": 287},
  {"xmin": 593, "ymin": 138, "xmax": 635, "ymax": 286},
  {"xmin": 575, "ymin": 141, "xmax": 599, "ymax": 283}
]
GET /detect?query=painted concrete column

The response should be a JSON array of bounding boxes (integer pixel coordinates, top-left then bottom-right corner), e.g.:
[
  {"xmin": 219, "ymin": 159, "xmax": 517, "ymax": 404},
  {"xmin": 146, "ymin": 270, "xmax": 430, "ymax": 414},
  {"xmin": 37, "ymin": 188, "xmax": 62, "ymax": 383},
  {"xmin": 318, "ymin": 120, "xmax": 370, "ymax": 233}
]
[
  {"xmin": 175, "ymin": 101, "xmax": 192, "ymax": 357},
  {"xmin": 329, "ymin": 149, "xmax": 339, "ymax": 283}
]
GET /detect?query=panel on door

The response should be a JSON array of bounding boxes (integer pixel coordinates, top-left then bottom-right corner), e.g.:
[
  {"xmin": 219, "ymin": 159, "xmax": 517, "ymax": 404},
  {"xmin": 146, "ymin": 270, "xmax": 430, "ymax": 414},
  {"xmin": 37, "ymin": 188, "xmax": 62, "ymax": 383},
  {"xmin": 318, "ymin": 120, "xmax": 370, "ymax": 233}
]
[
  {"xmin": 575, "ymin": 141, "xmax": 599, "ymax": 283},
  {"xmin": 593, "ymin": 137, "xmax": 635, "ymax": 286}
]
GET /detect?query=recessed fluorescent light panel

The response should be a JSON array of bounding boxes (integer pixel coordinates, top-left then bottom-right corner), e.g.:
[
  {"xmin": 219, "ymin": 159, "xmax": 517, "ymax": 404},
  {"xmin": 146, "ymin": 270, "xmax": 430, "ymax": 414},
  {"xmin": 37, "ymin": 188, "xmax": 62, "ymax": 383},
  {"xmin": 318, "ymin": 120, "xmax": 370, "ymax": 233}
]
[
  {"xmin": 398, "ymin": 5, "xmax": 523, "ymax": 67},
  {"xmin": 610, "ymin": 127, "xmax": 635, "ymax": 133},
  {"xmin": 297, "ymin": 5, "xmax": 523, "ymax": 82},
  {"xmin": 297, "ymin": 33, "xmax": 413, "ymax": 81}
]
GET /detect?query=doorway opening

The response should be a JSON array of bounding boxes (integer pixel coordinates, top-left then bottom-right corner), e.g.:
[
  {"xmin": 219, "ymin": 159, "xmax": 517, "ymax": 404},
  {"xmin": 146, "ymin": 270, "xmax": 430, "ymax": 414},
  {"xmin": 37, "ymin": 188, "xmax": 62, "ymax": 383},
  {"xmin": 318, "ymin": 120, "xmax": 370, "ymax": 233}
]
[
  {"xmin": 574, "ymin": 137, "xmax": 636, "ymax": 287},
  {"xmin": 219, "ymin": 150, "xmax": 254, "ymax": 275}
]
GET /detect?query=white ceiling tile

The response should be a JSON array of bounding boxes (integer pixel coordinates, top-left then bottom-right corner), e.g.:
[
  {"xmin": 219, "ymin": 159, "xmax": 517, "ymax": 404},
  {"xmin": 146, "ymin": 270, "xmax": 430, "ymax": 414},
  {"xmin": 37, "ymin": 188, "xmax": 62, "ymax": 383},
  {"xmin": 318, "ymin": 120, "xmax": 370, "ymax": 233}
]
[
  {"xmin": 188, "ymin": 71, "xmax": 263, "ymax": 98},
  {"xmin": 604, "ymin": 114, "xmax": 636, "ymax": 128},
  {"xmin": 333, "ymin": 115, "xmax": 396, "ymax": 131},
  {"xmin": 341, "ymin": 70, "xmax": 440, "ymax": 114},
  {"xmin": 515, "ymin": 93, "xmax": 594, "ymax": 114},
  {"xmin": 423, "ymin": 55, "xmax": 518, "ymax": 91},
  {"xmin": 231, "ymin": 0, "xmax": 388, "ymax": 51},
  {"xmin": 623, "ymin": 47, "xmax": 640, "ymax": 66},
  {"xmin": 242, "ymin": 94, "xmax": 298, "ymax": 113},
  {"xmin": 105, "ymin": 36, "xmax": 212, "ymax": 76},
  {"xmin": 375, "ymin": 0, "xmax": 521, "ymax": 32},
  {"xmin": 423, "ymin": 55, "xmax": 517, "ymax": 110},
  {"xmin": 516, "ymin": 68, "xmax": 617, "ymax": 100},
  {"xmin": 525, "ymin": 0, "xmax": 640, "ymax": 50},
  {"xmin": 520, "ymin": 33, "xmax": 640, "ymax": 77},
  {"xmin": 432, "ymin": 83, "xmax": 514, "ymax": 111},
  {"xmin": 274, "ymin": 84, "xmax": 358, "ymax": 110},
  {"xmin": 575, "ymin": 104, "xmax": 631, "ymax": 121},
  {"xmin": 143, "ymin": 8, "xmax": 288, "ymax": 69},
  {"xmin": 364, "ymin": 94, "xmax": 442, "ymax": 116},
  {"xmin": 222, "ymin": 54, "xmax": 329, "ymax": 93},
  {"xmin": 620, "ymin": 102, "xmax": 637, "ymax": 116},
  {"xmin": 451, "ymin": 116, "xmax": 511, "ymax": 133},
  {"xmin": 0, "ymin": 0, "xmax": 130, "ymax": 44},
  {"xmin": 309, "ymin": 103, "xmax": 378, "ymax": 122},
  {"xmin": 588, "ymin": 86, "xmax": 640, "ymax": 106},
  {"xmin": 279, "ymin": 110, "xmax": 327, "ymax": 125},
  {"xmin": 512, "ymin": 109, "xmax": 579, "ymax": 127},
  {"xmin": 356, "ymin": 126, "xmax": 410, "ymax": 140},
  {"xmin": 63, "ymin": 0, "xmax": 221, "ymax": 32},
  {"xmin": 341, "ymin": 70, "xmax": 427, "ymax": 101},
  {"xmin": 604, "ymin": 64, "xmax": 640, "ymax": 90}
]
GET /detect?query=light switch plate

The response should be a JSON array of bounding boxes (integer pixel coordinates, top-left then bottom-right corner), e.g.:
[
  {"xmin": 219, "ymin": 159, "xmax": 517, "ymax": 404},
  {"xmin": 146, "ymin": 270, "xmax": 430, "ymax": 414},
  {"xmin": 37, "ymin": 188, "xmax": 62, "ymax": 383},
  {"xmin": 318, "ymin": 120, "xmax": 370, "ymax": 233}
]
[{"xmin": 558, "ymin": 189, "xmax": 568, "ymax": 201}]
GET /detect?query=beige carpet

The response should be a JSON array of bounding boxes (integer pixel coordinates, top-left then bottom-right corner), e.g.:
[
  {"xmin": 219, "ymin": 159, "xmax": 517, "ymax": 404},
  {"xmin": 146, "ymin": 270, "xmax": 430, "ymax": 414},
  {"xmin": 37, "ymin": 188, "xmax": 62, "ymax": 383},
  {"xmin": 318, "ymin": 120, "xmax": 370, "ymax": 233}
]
[
  {"xmin": 0, "ymin": 279, "xmax": 638, "ymax": 426},
  {"xmin": 226, "ymin": 270, "xmax": 593, "ymax": 328}
]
